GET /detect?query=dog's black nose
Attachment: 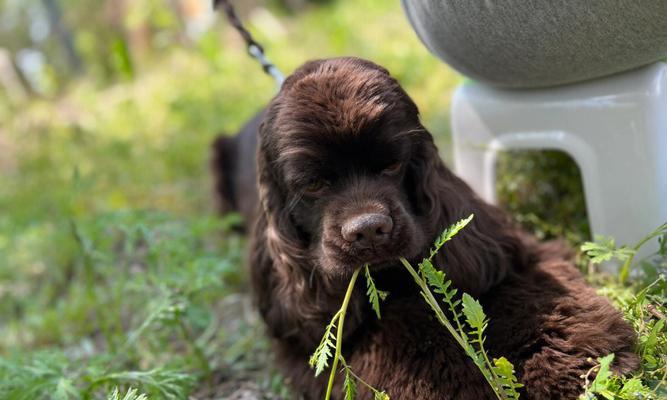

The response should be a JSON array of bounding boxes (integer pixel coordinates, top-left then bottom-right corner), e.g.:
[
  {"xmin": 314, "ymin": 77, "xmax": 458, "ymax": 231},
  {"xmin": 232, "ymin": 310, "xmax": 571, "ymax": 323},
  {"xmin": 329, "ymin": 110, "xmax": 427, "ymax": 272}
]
[{"xmin": 341, "ymin": 213, "xmax": 393, "ymax": 245}]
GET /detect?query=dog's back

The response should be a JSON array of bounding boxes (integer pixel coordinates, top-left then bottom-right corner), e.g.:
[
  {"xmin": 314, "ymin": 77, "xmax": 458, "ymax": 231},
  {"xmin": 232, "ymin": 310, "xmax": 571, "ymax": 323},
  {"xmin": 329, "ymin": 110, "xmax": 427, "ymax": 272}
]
[{"xmin": 211, "ymin": 110, "xmax": 263, "ymax": 230}]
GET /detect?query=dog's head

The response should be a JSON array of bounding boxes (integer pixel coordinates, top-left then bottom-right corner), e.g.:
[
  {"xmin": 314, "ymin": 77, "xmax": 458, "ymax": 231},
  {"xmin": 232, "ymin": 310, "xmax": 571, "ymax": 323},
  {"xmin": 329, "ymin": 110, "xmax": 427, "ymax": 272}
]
[{"xmin": 257, "ymin": 57, "xmax": 523, "ymax": 293}]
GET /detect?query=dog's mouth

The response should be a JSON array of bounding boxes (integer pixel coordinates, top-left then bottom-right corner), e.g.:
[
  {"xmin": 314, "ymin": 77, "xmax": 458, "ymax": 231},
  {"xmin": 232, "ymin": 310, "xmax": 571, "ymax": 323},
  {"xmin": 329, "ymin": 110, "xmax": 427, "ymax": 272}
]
[
  {"xmin": 351, "ymin": 255, "xmax": 395, "ymax": 271},
  {"xmin": 319, "ymin": 237, "xmax": 424, "ymax": 277},
  {"xmin": 318, "ymin": 203, "xmax": 425, "ymax": 277}
]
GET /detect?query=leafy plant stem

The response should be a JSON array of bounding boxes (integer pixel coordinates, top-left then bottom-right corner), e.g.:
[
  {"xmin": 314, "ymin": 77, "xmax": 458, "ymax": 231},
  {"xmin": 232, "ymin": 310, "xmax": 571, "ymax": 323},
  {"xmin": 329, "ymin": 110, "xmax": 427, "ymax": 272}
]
[
  {"xmin": 325, "ymin": 267, "xmax": 362, "ymax": 400},
  {"xmin": 477, "ymin": 329, "xmax": 502, "ymax": 393},
  {"xmin": 620, "ymin": 222, "xmax": 667, "ymax": 283},
  {"xmin": 442, "ymin": 296, "xmax": 466, "ymax": 343},
  {"xmin": 399, "ymin": 258, "xmax": 464, "ymax": 347},
  {"xmin": 340, "ymin": 358, "xmax": 385, "ymax": 397},
  {"xmin": 399, "ymin": 257, "xmax": 505, "ymax": 400}
]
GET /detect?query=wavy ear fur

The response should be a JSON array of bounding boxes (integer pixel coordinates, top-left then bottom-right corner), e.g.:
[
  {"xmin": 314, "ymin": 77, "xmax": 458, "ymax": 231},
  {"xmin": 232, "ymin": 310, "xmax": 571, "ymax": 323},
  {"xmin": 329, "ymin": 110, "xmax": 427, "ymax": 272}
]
[
  {"xmin": 250, "ymin": 111, "xmax": 364, "ymax": 348},
  {"xmin": 407, "ymin": 129, "xmax": 530, "ymax": 296}
]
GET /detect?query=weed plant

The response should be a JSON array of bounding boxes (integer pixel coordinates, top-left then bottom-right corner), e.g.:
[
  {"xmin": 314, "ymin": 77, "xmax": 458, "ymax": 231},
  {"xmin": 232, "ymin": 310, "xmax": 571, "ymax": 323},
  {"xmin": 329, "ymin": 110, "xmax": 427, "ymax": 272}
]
[
  {"xmin": 399, "ymin": 215, "xmax": 522, "ymax": 400},
  {"xmin": 311, "ymin": 215, "xmax": 522, "ymax": 400},
  {"xmin": 311, "ymin": 217, "xmax": 667, "ymax": 400},
  {"xmin": 578, "ymin": 226, "xmax": 667, "ymax": 399}
]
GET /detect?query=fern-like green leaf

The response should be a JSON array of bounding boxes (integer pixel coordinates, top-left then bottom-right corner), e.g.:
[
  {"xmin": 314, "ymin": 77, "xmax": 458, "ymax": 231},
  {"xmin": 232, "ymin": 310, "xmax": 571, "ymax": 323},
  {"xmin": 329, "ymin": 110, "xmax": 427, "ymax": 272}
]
[
  {"xmin": 365, "ymin": 265, "xmax": 388, "ymax": 319},
  {"xmin": 420, "ymin": 259, "xmax": 443, "ymax": 288},
  {"xmin": 492, "ymin": 357, "xmax": 523, "ymax": 399},
  {"xmin": 402, "ymin": 217, "xmax": 528, "ymax": 400},
  {"xmin": 107, "ymin": 388, "xmax": 148, "ymax": 400},
  {"xmin": 54, "ymin": 378, "xmax": 78, "ymax": 400},
  {"xmin": 309, "ymin": 312, "xmax": 339, "ymax": 376},
  {"xmin": 579, "ymin": 353, "xmax": 654, "ymax": 399},
  {"xmin": 419, "ymin": 259, "xmax": 453, "ymax": 297},
  {"xmin": 430, "ymin": 214, "xmax": 474, "ymax": 259},
  {"xmin": 343, "ymin": 367, "xmax": 357, "ymax": 400},
  {"xmin": 618, "ymin": 378, "xmax": 642, "ymax": 396},
  {"xmin": 462, "ymin": 293, "xmax": 486, "ymax": 332},
  {"xmin": 373, "ymin": 391, "xmax": 390, "ymax": 400},
  {"xmin": 95, "ymin": 368, "xmax": 194, "ymax": 398},
  {"xmin": 589, "ymin": 354, "xmax": 614, "ymax": 392},
  {"xmin": 581, "ymin": 236, "xmax": 635, "ymax": 264}
]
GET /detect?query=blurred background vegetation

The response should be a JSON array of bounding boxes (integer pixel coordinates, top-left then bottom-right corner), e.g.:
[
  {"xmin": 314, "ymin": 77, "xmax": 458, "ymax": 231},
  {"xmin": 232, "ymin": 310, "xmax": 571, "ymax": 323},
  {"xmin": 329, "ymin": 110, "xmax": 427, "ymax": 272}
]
[
  {"xmin": 0, "ymin": 0, "xmax": 662, "ymax": 399},
  {"xmin": 0, "ymin": 1, "xmax": 462, "ymax": 397}
]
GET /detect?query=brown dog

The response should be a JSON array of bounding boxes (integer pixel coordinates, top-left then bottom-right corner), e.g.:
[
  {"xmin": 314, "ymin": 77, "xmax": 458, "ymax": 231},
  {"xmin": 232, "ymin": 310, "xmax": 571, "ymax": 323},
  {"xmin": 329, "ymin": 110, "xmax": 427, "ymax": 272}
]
[{"xmin": 212, "ymin": 57, "xmax": 637, "ymax": 399}]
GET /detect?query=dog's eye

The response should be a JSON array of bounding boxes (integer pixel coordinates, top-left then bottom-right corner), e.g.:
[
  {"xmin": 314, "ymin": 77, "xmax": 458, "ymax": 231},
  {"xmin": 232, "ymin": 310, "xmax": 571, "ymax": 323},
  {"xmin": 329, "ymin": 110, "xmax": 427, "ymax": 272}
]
[
  {"xmin": 303, "ymin": 180, "xmax": 327, "ymax": 195},
  {"xmin": 382, "ymin": 162, "xmax": 403, "ymax": 176}
]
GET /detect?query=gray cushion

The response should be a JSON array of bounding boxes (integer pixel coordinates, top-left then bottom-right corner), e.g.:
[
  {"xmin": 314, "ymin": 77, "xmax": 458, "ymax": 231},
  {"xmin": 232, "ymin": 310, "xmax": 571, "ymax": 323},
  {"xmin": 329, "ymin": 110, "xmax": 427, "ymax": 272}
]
[{"xmin": 402, "ymin": 0, "xmax": 667, "ymax": 88}]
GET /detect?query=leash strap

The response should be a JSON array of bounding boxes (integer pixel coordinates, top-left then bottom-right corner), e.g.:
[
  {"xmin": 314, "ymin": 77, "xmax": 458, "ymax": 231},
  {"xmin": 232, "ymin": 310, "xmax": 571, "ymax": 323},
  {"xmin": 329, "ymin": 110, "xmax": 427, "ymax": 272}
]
[{"xmin": 214, "ymin": 0, "xmax": 285, "ymax": 88}]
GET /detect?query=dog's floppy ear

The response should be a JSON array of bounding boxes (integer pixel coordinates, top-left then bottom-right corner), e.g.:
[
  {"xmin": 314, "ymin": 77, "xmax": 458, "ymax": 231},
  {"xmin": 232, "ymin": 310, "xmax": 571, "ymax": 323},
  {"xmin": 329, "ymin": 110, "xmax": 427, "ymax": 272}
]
[
  {"xmin": 255, "ymin": 117, "xmax": 309, "ymax": 273},
  {"xmin": 407, "ymin": 129, "xmax": 527, "ymax": 295},
  {"xmin": 251, "ymin": 112, "xmax": 335, "ymax": 346}
]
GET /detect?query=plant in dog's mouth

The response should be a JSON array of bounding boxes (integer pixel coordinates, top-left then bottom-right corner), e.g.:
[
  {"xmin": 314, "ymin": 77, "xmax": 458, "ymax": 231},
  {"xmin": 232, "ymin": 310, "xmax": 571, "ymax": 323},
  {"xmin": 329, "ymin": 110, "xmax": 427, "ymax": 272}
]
[
  {"xmin": 309, "ymin": 264, "xmax": 390, "ymax": 400},
  {"xmin": 310, "ymin": 214, "xmax": 522, "ymax": 400},
  {"xmin": 400, "ymin": 214, "xmax": 522, "ymax": 400}
]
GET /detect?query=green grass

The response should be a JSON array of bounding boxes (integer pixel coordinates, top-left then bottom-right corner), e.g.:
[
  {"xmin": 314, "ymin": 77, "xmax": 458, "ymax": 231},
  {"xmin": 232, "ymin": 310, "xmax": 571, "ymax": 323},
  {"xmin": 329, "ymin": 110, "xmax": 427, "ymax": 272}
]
[
  {"xmin": 0, "ymin": 1, "xmax": 459, "ymax": 397},
  {"xmin": 1, "ymin": 0, "xmax": 665, "ymax": 398}
]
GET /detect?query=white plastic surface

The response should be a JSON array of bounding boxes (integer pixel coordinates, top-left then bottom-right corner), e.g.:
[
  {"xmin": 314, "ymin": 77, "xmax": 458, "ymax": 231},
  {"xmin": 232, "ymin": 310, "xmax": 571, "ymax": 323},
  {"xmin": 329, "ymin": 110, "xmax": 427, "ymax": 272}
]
[{"xmin": 452, "ymin": 62, "xmax": 667, "ymax": 257}]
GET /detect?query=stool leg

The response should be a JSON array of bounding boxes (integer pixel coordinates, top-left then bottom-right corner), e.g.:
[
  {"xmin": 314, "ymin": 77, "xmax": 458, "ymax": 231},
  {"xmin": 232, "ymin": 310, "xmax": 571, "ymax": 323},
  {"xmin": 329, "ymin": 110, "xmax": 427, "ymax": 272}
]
[
  {"xmin": 450, "ymin": 64, "xmax": 667, "ymax": 262},
  {"xmin": 451, "ymin": 85, "xmax": 499, "ymax": 204}
]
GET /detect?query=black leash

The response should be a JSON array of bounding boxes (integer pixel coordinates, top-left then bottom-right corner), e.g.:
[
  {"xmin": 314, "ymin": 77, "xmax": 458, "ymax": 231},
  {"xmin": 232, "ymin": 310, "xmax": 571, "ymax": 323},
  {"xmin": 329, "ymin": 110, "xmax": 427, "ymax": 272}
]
[{"xmin": 213, "ymin": 0, "xmax": 285, "ymax": 88}]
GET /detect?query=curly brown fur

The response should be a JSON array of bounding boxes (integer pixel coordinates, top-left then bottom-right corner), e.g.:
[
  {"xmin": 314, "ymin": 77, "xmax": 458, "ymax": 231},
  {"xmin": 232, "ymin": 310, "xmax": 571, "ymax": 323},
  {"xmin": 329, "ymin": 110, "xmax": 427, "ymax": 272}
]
[{"xmin": 212, "ymin": 57, "xmax": 638, "ymax": 399}]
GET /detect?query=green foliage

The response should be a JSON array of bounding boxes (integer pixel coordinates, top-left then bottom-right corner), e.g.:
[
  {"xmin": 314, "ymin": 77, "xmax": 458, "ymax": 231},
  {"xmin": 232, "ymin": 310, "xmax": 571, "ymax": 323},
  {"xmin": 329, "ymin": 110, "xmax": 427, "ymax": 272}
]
[
  {"xmin": 590, "ymin": 354, "xmax": 615, "ymax": 393},
  {"xmin": 429, "ymin": 214, "xmax": 474, "ymax": 259},
  {"xmin": 0, "ymin": 209, "xmax": 286, "ymax": 398},
  {"xmin": 92, "ymin": 369, "xmax": 195, "ymax": 399},
  {"xmin": 617, "ymin": 223, "xmax": 667, "ymax": 282},
  {"xmin": 581, "ymin": 236, "xmax": 635, "ymax": 264},
  {"xmin": 309, "ymin": 310, "xmax": 340, "ymax": 377},
  {"xmin": 579, "ymin": 354, "xmax": 655, "ymax": 400},
  {"xmin": 108, "ymin": 388, "xmax": 149, "ymax": 400},
  {"xmin": 581, "ymin": 225, "xmax": 666, "ymax": 399},
  {"xmin": 365, "ymin": 264, "xmax": 389, "ymax": 319},
  {"xmin": 2, "ymin": 1, "xmax": 665, "ymax": 399},
  {"xmin": 496, "ymin": 150, "xmax": 590, "ymax": 245},
  {"xmin": 310, "ymin": 267, "xmax": 391, "ymax": 400},
  {"xmin": 461, "ymin": 293, "xmax": 486, "ymax": 331},
  {"xmin": 1, "ymin": 0, "xmax": 460, "ymax": 398},
  {"xmin": 340, "ymin": 361, "xmax": 390, "ymax": 400},
  {"xmin": 595, "ymin": 276, "xmax": 667, "ymax": 399},
  {"xmin": 492, "ymin": 357, "xmax": 523, "ymax": 399},
  {"xmin": 400, "ymin": 215, "xmax": 522, "ymax": 400},
  {"xmin": 0, "ymin": 351, "xmax": 195, "ymax": 399},
  {"xmin": 343, "ymin": 367, "xmax": 357, "ymax": 400},
  {"xmin": 309, "ymin": 268, "xmax": 378, "ymax": 400},
  {"xmin": 374, "ymin": 391, "xmax": 390, "ymax": 400}
]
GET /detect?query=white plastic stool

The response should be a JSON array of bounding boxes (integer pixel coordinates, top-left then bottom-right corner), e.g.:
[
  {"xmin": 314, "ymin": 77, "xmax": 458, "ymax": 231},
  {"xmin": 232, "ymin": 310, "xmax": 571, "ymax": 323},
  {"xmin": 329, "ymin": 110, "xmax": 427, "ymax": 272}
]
[{"xmin": 452, "ymin": 62, "xmax": 667, "ymax": 256}]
